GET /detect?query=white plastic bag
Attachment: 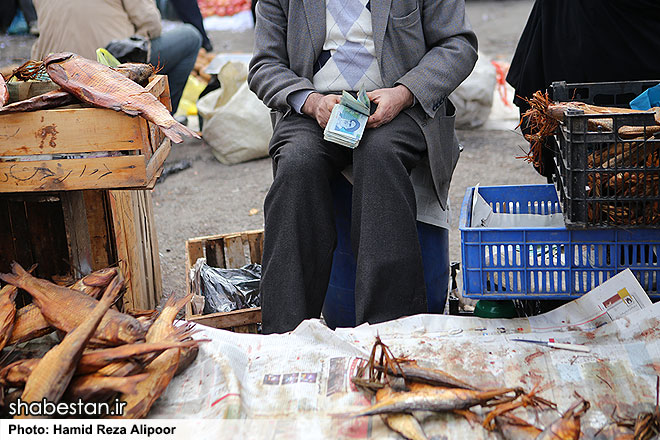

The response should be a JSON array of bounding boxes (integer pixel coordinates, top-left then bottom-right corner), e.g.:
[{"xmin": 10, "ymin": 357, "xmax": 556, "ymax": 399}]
[
  {"xmin": 449, "ymin": 53, "xmax": 497, "ymax": 129},
  {"xmin": 198, "ymin": 62, "xmax": 272, "ymax": 165}
]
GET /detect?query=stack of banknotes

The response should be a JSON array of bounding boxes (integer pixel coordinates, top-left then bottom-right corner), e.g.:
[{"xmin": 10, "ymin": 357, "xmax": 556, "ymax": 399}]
[{"xmin": 323, "ymin": 90, "xmax": 370, "ymax": 148}]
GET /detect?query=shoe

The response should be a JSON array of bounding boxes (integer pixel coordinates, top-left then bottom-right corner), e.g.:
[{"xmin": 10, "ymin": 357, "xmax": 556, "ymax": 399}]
[{"xmin": 28, "ymin": 22, "xmax": 39, "ymax": 36}]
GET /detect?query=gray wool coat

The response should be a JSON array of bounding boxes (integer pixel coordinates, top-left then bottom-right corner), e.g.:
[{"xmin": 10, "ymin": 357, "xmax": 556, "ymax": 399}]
[{"xmin": 248, "ymin": 0, "xmax": 478, "ymax": 218}]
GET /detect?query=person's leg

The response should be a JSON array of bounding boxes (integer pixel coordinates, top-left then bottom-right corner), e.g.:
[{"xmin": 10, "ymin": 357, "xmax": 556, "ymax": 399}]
[
  {"xmin": 149, "ymin": 24, "xmax": 202, "ymax": 113},
  {"xmin": 18, "ymin": 0, "xmax": 37, "ymax": 33},
  {"xmin": 168, "ymin": 0, "xmax": 213, "ymax": 52},
  {"xmin": 0, "ymin": 1, "xmax": 18, "ymax": 32},
  {"xmin": 351, "ymin": 112, "xmax": 427, "ymax": 325},
  {"xmin": 261, "ymin": 113, "xmax": 351, "ymax": 334}
]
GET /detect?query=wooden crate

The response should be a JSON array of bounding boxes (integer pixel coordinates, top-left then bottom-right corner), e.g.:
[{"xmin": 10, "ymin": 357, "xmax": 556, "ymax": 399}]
[
  {"xmin": 0, "ymin": 189, "xmax": 162, "ymax": 311},
  {"xmin": 0, "ymin": 75, "xmax": 172, "ymax": 192},
  {"xmin": 185, "ymin": 230, "xmax": 263, "ymax": 333}
]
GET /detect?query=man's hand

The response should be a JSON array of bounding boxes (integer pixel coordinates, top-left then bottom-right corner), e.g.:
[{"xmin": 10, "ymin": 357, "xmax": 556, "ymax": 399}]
[
  {"xmin": 366, "ymin": 85, "xmax": 414, "ymax": 129},
  {"xmin": 302, "ymin": 92, "xmax": 341, "ymax": 128}
]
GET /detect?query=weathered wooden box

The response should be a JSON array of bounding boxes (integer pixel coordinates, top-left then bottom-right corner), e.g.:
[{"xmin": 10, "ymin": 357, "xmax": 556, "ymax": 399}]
[
  {"xmin": 0, "ymin": 75, "xmax": 171, "ymax": 192},
  {"xmin": 0, "ymin": 189, "xmax": 162, "ymax": 311},
  {"xmin": 185, "ymin": 230, "xmax": 263, "ymax": 333}
]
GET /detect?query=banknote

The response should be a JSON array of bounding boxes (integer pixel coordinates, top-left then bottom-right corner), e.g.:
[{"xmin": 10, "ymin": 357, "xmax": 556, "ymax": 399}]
[{"xmin": 323, "ymin": 89, "xmax": 370, "ymax": 149}]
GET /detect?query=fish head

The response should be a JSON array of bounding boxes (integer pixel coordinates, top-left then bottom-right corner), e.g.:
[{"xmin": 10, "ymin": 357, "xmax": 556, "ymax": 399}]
[
  {"xmin": 117, "ymin": 318, "xmax": 147, "ymax": 344},
  {"xmin": 43, "ymin": 52, "xmax": 75, "ymax": 66}
]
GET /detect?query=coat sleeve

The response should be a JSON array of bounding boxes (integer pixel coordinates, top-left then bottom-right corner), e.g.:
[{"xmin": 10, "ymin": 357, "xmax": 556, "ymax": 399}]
[
  {"xmin": 396, "ymin": 0, "xmax": 478, "ymax": 118},
  {"xmin": 123, "ymin": 0, "xmax": 163, "ymax": 39},
  {"xmin": 247, "ymin": 0, "xmax": 316, "ymax": 112}
]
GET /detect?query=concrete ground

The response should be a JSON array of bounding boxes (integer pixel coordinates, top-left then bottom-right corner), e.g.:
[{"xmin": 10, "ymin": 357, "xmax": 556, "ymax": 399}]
[{"xmin": 1, "ymin": 0, "xmax": 545, "ymax": 302}]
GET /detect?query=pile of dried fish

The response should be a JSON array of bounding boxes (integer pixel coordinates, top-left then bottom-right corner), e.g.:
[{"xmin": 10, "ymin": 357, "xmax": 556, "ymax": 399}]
[
  {"xmin": 0, "ymin": 53, "xmax": 200, "ymax": 144},
  {"xmin": 520, "ymin": 91, "xmax": 660, "ymax": 225},
  {"xmin": 0, "ymin": 262, "xmax": 202, "ymax": 418},
  {"xmin": 350, "ymin": 337, "xmax": 590, "ymax": 440}
]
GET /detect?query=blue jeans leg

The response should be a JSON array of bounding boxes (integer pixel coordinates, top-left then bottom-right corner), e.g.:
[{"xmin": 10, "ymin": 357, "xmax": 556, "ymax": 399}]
[{"xmin": 149, "ymin": 23, "xmax": 202, "ymax": 113}]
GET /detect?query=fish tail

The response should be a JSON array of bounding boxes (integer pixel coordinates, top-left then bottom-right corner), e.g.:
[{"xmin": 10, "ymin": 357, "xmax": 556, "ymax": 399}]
[
  {"xmin": 0, "ymin": 262, "xmax": 29, "ymax": 287},
  {"xmin": 160, "ymin": 122, "xmax": 200, "ymax": 144}
]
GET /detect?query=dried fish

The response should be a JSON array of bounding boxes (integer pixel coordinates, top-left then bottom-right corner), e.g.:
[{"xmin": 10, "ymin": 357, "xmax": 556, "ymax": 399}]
[
  {"xmin": 64, "ymin": 373, "xmax": 148, "ymax": 402},
  {"xmin": 0, "ymin": 263, "xmax": 144, "ymax": 346},
  {"xmin": 353, "ymin": 382, "xmax": 522, "ymax": 417},
  {"xmin": 495, "ymin": 414, "xmax": 543, "ymax": 439},
  {"xmin": 536, "ymin": 396, "xmax": 589, "ymax": 440},
  {"xmin": 375, "ymin": 387, "xmax": 428, "ymax": 440},
  {"xmin": 0, "ymin": 340, "xmax": 198, "ymax": 385},
  {"xmin": 0, "ymin": 63, "xmax": 154, "ymax": 114},
  {"xmin": 17, "ymin": 276, "xmax": 123, "ymax": 418},
  {"xmin": 0, "ymin": 284, "xmax": 18, "ymax": 350},
  {"xmin": 44, "ymin": 53, "xmax": 199, "ymax": 143},
  {"xmin": 376, "ymin": 361, "xmax": 477, "ymax": 391},
  {"xmin": 116, "ymin": 294, "xmax": 196, "ymax": 418}
]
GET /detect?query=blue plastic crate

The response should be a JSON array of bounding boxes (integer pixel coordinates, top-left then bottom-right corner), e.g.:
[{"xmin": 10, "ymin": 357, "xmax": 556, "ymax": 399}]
[{"xmin": 459, "ymin": 184, "xmax": 660, "ymax": 299}]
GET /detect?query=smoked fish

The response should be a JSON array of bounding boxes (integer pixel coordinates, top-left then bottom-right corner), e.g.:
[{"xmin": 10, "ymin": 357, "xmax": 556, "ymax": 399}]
[
  {"xmin": 116, "ymin": 294, "xmax": 196, "ymax": 418},
  {"xmin": 353, "ymin": 383, "xmax": 522, "ymax": 417},
  {"xmin": 17, "ymin": 276, "xmax": 123, "ymax": 418},
  {"xmin": 44, "ymin": 53, "xmax": 199, "ymax": 143},
  {"xmin": 0, "ymin": 284, "xmax": 18, "ymax": 350},
  {"xmin": 0, "ymin": 263, "xmax": 144, "ymax": 346},
  {"xmin": 0, "ymin": 63, "xmax": 154, "ymax": 114},
  {"xmin": 536, "ymin": 397, "xmax": 589, "ymax": 440}
]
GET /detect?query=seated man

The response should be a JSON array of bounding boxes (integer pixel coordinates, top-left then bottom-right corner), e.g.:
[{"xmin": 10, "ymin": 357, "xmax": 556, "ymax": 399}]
[
  {"xmin": 248, "ymin": 0, "xmax": 478, "ymax": 333},
  {"xmin": 31, "ymin": 0, "xmax": 201, "ymax": 113}
]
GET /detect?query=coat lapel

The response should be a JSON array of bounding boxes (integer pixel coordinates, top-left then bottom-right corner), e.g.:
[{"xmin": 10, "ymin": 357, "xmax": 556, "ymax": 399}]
[
  {"xmin": 303, "ymin": 0, "xmax": 327, "ymax": 60},
  {"xmin": 370, "ymin": 0, "xmax": 392, "ymax": 65}
]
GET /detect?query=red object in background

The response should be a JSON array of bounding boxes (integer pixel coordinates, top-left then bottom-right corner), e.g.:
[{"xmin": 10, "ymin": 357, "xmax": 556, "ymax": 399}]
[
  {"xmin": 198, "ymin": 0, "xmax": 251, "ymax": 17},
  {"xmin": 492, "ymin": 60, "xmax": 513, "ymax": 108}
]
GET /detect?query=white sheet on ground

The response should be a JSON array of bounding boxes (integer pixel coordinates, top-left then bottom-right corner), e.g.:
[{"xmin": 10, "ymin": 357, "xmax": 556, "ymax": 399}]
[{"xmin": 152, "ymin": 269, "xmax": 659, "ymax": 439}]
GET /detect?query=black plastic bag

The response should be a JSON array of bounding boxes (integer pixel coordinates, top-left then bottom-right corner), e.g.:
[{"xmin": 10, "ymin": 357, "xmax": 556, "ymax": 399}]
[
  {"xmin": 105, "ymin": 35, "xmax": 149, "ymax": 64},
  {"xmin": 191, "ymin": 258, "xmax": 261, "ymax": 315}
]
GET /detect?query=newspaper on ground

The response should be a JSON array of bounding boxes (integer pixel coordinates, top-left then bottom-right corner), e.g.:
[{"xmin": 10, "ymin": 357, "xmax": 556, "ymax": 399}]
[
  {"xmin": 324, "ymin": 90, "xmax": 370, "ymax": 148},
  {"xmin": 152, "ymin": 269, "xmax": 658, "ymax": 439}
]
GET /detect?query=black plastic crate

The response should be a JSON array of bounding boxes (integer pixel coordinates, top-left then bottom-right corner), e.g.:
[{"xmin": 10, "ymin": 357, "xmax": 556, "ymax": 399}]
[{"xmin": 550, "ymin": 80, "xmax": 660, "ymax": 227}]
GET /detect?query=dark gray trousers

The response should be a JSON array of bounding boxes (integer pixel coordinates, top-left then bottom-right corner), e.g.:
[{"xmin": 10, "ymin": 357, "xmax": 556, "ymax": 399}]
[{"xmin": 261, "ymin": 111, "xmax": 427, "ymax": 334}]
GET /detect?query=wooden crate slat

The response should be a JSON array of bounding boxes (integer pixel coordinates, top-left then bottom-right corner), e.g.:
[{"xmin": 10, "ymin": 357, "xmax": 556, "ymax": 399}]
[
  {"xmin": 84, "ymin": 190, "xmax": 113, "ymax": 270},
  {"xmin": 145, "ymin": 138, "xmax": 171, "ymax": 188},
  {"xmin": 0, "ymin": 197, "xmax": 14, "ymax": 272},
  {"xmin": 61, "ymin": 191, "xmax": 93, "ymax": 278},
  {"xmin": 223, "ymin": 235, "xmax": 247, "ymax": 268},
  {"xmin": 204, "ymin": 239, "xmax": 225, "ymax": 268},
  {"xmin": 0, "ymin": 108, "xmax": 145, "ymax": 156},
  {"xmin": 247, "ymin": 231, "xmax": 264, "ymax": 265},
  {"xmin": 7, "ymin": 199, "xmax": 34, "ymax": 270},
  {"xmin": 141, "ymin": 190, "xmax": 162, "ymax": 306},
  {"xmin": 188, "ymin": 307, "xmax": 261, "ymax": 329},
  {"xmin": 0, "ymin": 156, "xmax": 148, "ymax": 192}
]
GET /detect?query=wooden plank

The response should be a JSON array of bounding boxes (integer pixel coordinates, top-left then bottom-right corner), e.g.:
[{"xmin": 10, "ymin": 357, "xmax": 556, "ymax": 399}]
[
  {"xmin": 188, "ymin": 307, "xmax": 261, "ymax": 329},
  {"xmin": 0, "ymin": 156, "xmax": 147, "ymax": 192},
  {"xmin": 7, "ymin": 199, "xmax": 34, "ymax": 270},
  {"xmin": 204, "ymin": 239, "xmax": 225, "ymax": 268},
  {"xmin": 25, "ymin": 195, "xmax": 69, "ymax": 277},
  {"xmin": 186, "ymin": 240, "xmax": 205, "ymax": 271},
  {"xmin": 83, "ymin": 190, "xmax": 112, "ymax": 270},
  {"xmin": 224, "ymin": 235, "xmax": 247, "ymax": 268},
  {"xmin": 0, "ymin": 108, "xmax": 144, "ymax": 156},
  {"xmin": 138, "ymin": 117, "xmax": 153, "ymax": 162},
  {"xmin": 134, "ymin": 190, "xmax": 161, "ymax": 308},
  {"xmin": 109, "ymin": 190, "xmax": 135, "ymax": 311},
  {"xmin": 61, "ymin": 191, "xmax": 93, "ymax": 278},
  {"xmin": 145, "ymin": 138, "xmax": 171, "ymax": 186},
  {"xmin": 247, "ymin": 231, "xmax": 264, "ymax": 265},
  {"xmin": 233, "ymin": 324, "xmax": 259, "ymax": 333},
  {"xmin": 0, "ymin": 197, "xmax": 15, "ymax": 273}
]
